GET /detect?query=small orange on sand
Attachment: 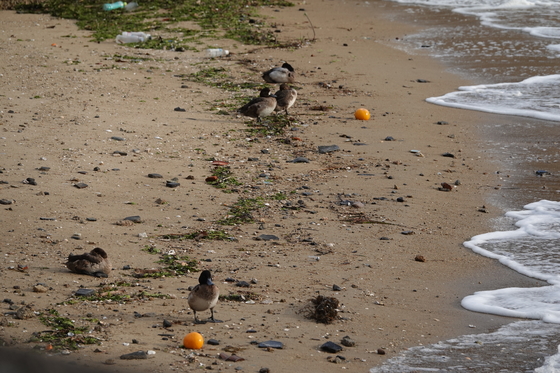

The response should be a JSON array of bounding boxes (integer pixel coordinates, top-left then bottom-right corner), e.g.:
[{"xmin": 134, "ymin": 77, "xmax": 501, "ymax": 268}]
[
  {"xmin": 354, "ymin": 108, "xmax": 371, "ymax": 120},
  {"xmin": 183, "ymin": 332, "xmax": 204, "ymax": 349}
]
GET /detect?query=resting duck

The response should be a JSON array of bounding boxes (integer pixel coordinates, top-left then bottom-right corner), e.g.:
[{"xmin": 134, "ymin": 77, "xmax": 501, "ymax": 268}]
[
  {"xmin": 274, "ymin": 83, "xmax": 297, "ymax": 115},
  {"xmin": 262, "ymin": 62, "xmax": 295, "ymax": 84},
  {"xmin": 66, "ymin": 247, "xmax": 111, "ymax": 278},
  {"xmin": 188, "ymin": 270, "xmax": 220, "ymax": 323},
  {"xmin": 237, "ymin": 88, "xmax": 277, "ymax": 122}
]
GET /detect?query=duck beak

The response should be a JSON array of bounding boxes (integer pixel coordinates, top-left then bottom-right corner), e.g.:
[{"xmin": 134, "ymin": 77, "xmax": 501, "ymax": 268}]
[{"xmin": 207, "ymin": 278, "xmax": 214, "ymax": 286}]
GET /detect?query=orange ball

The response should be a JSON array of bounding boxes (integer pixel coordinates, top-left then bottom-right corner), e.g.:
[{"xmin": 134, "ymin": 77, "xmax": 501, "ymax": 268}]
[
  {"xmin": 183, "ymin": 332, "xmax": 204, "ymax": 349},
  {"xmin": 354, "ymin": 108, "xmax": 371, "ymax": 120}
]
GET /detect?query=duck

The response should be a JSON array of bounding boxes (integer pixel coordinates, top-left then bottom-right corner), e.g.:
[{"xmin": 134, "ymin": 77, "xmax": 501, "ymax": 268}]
[
  {"xmin": 66, "ymin": 247, "xmax": 111, "ymax": 278},
  {"xmin": 188, "ymin": 270, "xmax": 220, "ymax": 324},
  {"xmin": 274, "ymin": 83, "xmax": 297, "ymax": 115},
  {"xmin": 237, "ymin": 87, "xmax": 277, "ymax": 123},
  {"xmin": 262, "ymin": 62, "xmax": 295, "ymax": 84}
]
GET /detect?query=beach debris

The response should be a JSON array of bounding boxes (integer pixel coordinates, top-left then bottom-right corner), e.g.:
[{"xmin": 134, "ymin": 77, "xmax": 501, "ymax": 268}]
[
  {"xmin": 320, "ymin": 341, "xmax": 343, "ymax": 353},
  {"xmin": 23, "ymin": 177, "xmax": 37, "ymax": 185},
  {"xmin": 416, "ymin": 79, "xmax": 430, "ymax": 83},
  {"xmin": 377, "ymin": 348, "xmax": 386, "ymax": 355},
  {"xmin": 327, "ymin": 355, "xmax": 346, "ymax": 364},
  {"xmin": 75, "ymin": 288, "xmax": 96, "ymax": 296},
  {"xmin": 208, "ymin": 339, "xmax": 220, "ymax": 345},
  {"xmin": 415, "ymin": 255, "xmax": 426, "ymax": 262},
  {"xmin": 436, "ymin": 121, "xmax": 449, "ymax": 125},
  {"xmin": 401, "ymin": 230, "xmax": 415, "ymax": 235},
  {"xmin": 409, "ymin": 149, "xmax": 424, "ymax": 157},
  {"xmin": 110, "ymin": 136, "xmax": 125, "ymax": 141},
  {"xmin": 288, "ymin": 157, "xmax": 310, "ymax": 163},
  {"xmin": 258, "ymin": 340, "xmax": 284, "ymax": 349},
  {"xmin": 256, "ymin": 234, "xmax": 279, "ymax": 241},
  {"xmin": 303, "ymin": 295, "xmax": 339, "ymax": 324}
]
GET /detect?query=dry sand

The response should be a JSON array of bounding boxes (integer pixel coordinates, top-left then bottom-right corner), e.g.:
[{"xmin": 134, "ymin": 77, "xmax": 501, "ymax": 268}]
[{"xmin": 0, "ymin": 1, "xmax": 542, "ymax": 372}]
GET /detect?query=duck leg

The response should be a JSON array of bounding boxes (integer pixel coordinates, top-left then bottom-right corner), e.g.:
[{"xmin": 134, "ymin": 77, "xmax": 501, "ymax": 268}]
[{"xmin": 209, "ymin": 308, "xmax": 222, "ymax": 323}]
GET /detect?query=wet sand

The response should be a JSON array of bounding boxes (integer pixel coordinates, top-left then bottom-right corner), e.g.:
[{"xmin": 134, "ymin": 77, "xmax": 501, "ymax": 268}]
[{"xmin": 0, "ymin": 1, "xmax": 544, "ymax": 371}]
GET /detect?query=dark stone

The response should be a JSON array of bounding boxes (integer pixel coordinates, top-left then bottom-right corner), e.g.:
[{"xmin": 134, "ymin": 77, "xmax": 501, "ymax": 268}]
[
  {"xmin": 124, "ymin": 216, "xmax": 142, "ymax": 223},
  {"xmin": 120, "ymin": 351, "xmax": 149, "ymax": 360},
  {"xmin": 86, "ymin": 217, "xmax": 97, "ymax": 221},
  {"xmin": 288, "ymin": 157, "xmax": 309, "ymax": 163},
  {"xmin": 207, "ymin": 339, "xmax": 220, "ymax": 345},
  {"xmin": 352, "ymin": 143, "xmax": 368, "ymax": 146},
  {"xmin": 26, "ymin": 178, "xmax": 37, "ymax": 185},
  {"xmin": 0, "ymin": 199, "xmax": 13, "ymax": 205},
  {"xmin": 396, "ymin": 197, "xmax": 405, "ymax": 202},
  {"xmin": 261, "ymin": 149, "xmax": 270, "ymax": 154},
  {"xmin": 321, "ymin": 341, "xmax": 343, "ymax": 353},
  {"xmin": 174, "ymin": 107, "xmax": 186, "ymax": 112},
  {"xmin": 110, "ymin": 136, "xmax": 125, "ymax": 141},
  {"xmin": 416, "ymin": 79, "xmax": 429, "ymax": 83},
  {"xmin": 122, "ymin": 265, "xmax": 132, "ymax": 270},
  {"xmin": 341, "ymin": 336, "xmax": 355, "ymax": 347},
  {"xmin": 163, "ymin": 319, "xmax": 172, "ymax": 328},
  {"xmin": 74, "ymin": 183, "xmax": 88, "ymax": 189},
  {"xmin": 333, "ymin": 284, "xmax": 342, "ymax": 291},
  {"xmin": 436, "ymin": 121, "xmax": 449, "ymax": 125},
  {"xmin": 257, "ymin": 234, "xmax": 279, "ymax": 241},
  {"xmin": 166, "ymin": 181, "xmax": 180, "ymax": 188},
  {"xmin": 384, "ymin": 136, "xmax": 395, "ymax": 141},
  {"xmin": 113, "ymin": 151, "xmax": 127, "ymax": 156},
  {"xmin": 148, "ymin": 173, "xmax": 163, "ymax": 178},
  {"xmin": 37, "ymin": 166, "xmax": 50, "ymax": 171},
  {"xmin": 536, "ymin": 170, "xmax": 552, "ymax": 177},
  {"xmin": 258, "ymin": 340, "xmax": 284, "ymax": 349},
  {"xmin": 318, "ymin": 145, "xmax": 340, "ymax": 154},
  {"xmin": 236, "ymin": 281, "xmax": 251, "ymax": 288},
  {"xmin": 442, "ymin": 152, "xmax": 455, "ymax": 158},
  {"xmin": 75, "ymin": 289, "xmax": 96, "ymax": 296}
]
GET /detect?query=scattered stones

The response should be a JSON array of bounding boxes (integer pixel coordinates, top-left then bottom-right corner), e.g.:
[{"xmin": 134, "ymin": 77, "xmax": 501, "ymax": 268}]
[
  {"xmin": 415, "ymin": 255, "xmax": 426, "ymax": 262},
  {"xmin": 120, "ymin": 351, "xmax": 151, "ymax": 360},
  {"xmin": 318, "ymin": 145, "xmax": 340, "ymax": 154},
  {"xmin": 258, "ymin": 340, "xmax": 284, "ymax": 349},
  {"xmin": 341, "ymin": 336, "xmax": 355, "ymax": 347},
  {"xmin": 320, "ymin": 341, "xmax": 343, "ymax": 353}
]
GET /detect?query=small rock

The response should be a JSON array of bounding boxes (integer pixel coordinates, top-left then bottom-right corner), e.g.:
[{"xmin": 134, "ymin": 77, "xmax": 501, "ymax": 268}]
[
  {"xmin": 110, "ymin": 136, "xmax": 125, "ymax": 141},
  {"xmin": 384, "ymin": 136, "xmax": 395, "ymax": 141},
  {"xmin": 377, "ymin": 348, "xmax": 386, "ymax": 355},
  {"xmin": 163, "ymin": 319, "xmax": 172, "ymax": 328},
  {"xmin": 207, "ymin": 339, "xmax": 220, "ymax": 345},
  {"xmin": 401, "ymin": 230, "xmax": 415, "ymax": 235},
  {"xmin": 341, "ymin": 336, "xmax": 355, "ymax": 347},
  {"xmin": 259, "ymin": 369, "xmax": 270, "ymax": 373},
  {"xmin": 75, "ymin": 289, "xmax": 96, "ymax": 296},
  {"xmin": 332, "ymin": 284, "xmax": 342, "ymax": 291},
  {"xmin": 442, "ymin": 152, "xmax": 455, "ymax": 158},
  {"xmin": 25, "ymin": 178, "xmax": 37, "ymax": 185},
  {"xmin": 318, "ymin": 145, "xmax": 340, "ymax": 154},
  {"xmin": 124, "ymin": 216, "xmax": 142, "ymax": 223},
  {"xmin": 236, "ymin": 281, "xmax": 251, "ymax": 288},
  {"xmin": 536, "ymin": 170, "xmax": 552, "ymax": 177},
  {"xmin": 257, "ymin": 234, "xmax": 279, "ymax": 241},
  {"xmin": 320, "ymin": 341, "xmax": 343, "ymax": 353},
  {"xmin": 415, "ymin": 255, "xmax": 426, "ymax": 262},
  {"xmin": 33, "ymin": 285, "xmax": 48, "ymax": 293},
  {"xmin": 74, "ymin": 183, "xmax": 88, "ymax": 189},
  {"xmin": 174, "ymin": 107, "xmax": 186, "ymax": 112},
  {"xmin": 120, "ymin": 351, "xmax": 151, "ymax": 360},
  {"xmin": 439, "ymin": 182, "xmax": 454, "ymax": 191},
  {"xmin": 0, "ymin": 199, "xmax": 14, "ymax": 205},
  {"xmin": 258, "ymin": 341, "xmax": 284, "ymax": 349},
  {"xmin": 288, "ymin": 157, "xmax": 309, "ymax": 163},
  {"xmin": 166, "ymin": 181, "xmax": 180, "ymax": 188},
  {"xmin": 148, "ymin": 173, "xmax": 163, "ymax": 178}
]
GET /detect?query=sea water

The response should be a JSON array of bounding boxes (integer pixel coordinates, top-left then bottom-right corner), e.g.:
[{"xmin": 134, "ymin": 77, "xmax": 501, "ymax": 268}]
[{"xmin": 370, "ymin": 0, "xmax": 560, "ymax": 371}]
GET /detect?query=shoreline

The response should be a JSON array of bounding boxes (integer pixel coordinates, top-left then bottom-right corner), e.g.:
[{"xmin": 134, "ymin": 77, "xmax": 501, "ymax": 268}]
[{"xmin": 0, "ymin": 1, "xmax": 544, "ymax": 371}]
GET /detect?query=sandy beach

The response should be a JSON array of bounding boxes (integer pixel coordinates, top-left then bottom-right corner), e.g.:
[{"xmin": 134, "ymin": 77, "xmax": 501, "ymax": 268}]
[{"xmin": 0, "ymin": 1, "xmax": 542, "ymax": 372}]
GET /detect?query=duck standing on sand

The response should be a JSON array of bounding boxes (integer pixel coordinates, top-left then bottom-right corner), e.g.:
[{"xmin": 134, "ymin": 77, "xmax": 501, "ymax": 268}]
[
  {"xmin": 237, "ymin": 87, "xmax": 277, "ymax": 123},
  {"xmin": 262, "ymin": 62, "xmax": 295, "ymax": 84},
  {"xmin": 66, "ymin": 247, "xmax": 111, "ymax": 278},
  {"xmin": 274, "ymin": 83, "xmax": 297, "ymax": 115},
  {"xmin": 188, "ymin": 270, "xmax": 221, "ymax": 324}
]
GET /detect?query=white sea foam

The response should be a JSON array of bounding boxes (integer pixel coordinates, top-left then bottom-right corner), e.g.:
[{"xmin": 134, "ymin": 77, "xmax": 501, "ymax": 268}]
[{"xmin": 426, "ymin": 75, "xmax": 560, "ymax": 122}]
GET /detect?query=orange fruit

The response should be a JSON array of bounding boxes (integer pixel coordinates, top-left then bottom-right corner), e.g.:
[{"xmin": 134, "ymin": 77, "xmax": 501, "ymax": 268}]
[
  {"xmin": 183, "ymin": 332, "xmax": 204, "ymax": 349},
  {"xmin": 354, "ymin": 108, "xmax": 371, "ymax": 120}
]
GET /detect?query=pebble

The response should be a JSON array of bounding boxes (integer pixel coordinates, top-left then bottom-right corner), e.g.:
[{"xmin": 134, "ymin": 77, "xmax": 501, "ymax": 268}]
[
  {"xmin": 163, "ymin": 319, "xmax": 172, "ymax": 328},
  {"xmin": 377, "ymin": 348, "xmax": 386, "ymax": 355},
  {"xmin": 166, "ymin": 181, "xmax": 180, "ymax": 188},
  {"xmin": 333, "ymin": 284, "xmax": 342, "ymax": 291},
  {"xmin": 320, "ymin": 341, "xmax": 343, "ymax": 353},
  {"xmin": 86, "ymin": 217, "xmax": 97, "ymax": 222},
  {"xmin": 318, "ymin": 145, "xmax": 340, "ymax": 154},
  {"xmin": 113, "ymin": 150, "xmax": 127, "ymax": 156},
  {"xmin": 536, "ymin": 170, "xmax": 551, "ymax": 177},
  {"xmin": 75, "ymin": 289, "xmax": 96, "ymax": 296},
  {"xmin": 257, "ymin": 234, "xmax": 279, "ymax": 241},
  {"xmin": 110, "ymin": 136, "xmax": 125, "ymax": 141},
  {"xmin": 384, "ymin": 136, "xmax": 395, "ymax": 141},
  {"xmin": 258, "ymin": 340, "xmax": 284, "ymax": 349},
  {"xmin": 207, "ymin": 339, "xmax": 220, "ymax": 345},
  {"xmin": 120, "ymin": 351, "xmax": 151, "ymax": 360},
  {"xmin": 174, "ymin": 107, "xmax": 186, "ymax": 112},
  {"xmin": 124, "ymin": 215, "xmax": 142, "ymax": 223},
  {"xmin": 341, "ymin": 336, "xmax": 355, "ymax": 347},
  {"xmin": 415, "ymin": 255, "xmax": 426, "ymax": 262},
  {"xmin": 148, "ymin": 173, "xmax": 163, "ymax": 178},
  {"xmin": 24, "ymin": 178, "xmax": 37, "ymax": 185},
  {"xmin": 33, "ymin": 285, "xmax": 48, "ymax": 293},
  {"xmin": 442, "ymin": 152, "xmax": 455, "ymax": 158},
  {"xmin": 0, "ymin": 199, "xmax": 14, "ymax": 205},
  {"xmin": 288, "ymin": 157, "xmax": 309, "ymax": 163},
  {"xmin": 37, "ymin": 166, "xmax": 50, "ymax": 171},
  {"xmin": 74, "ymin": 182, "xmax": 88, "ymax": 189},
  {"xmin": 236, "ymin": 281, "xmax": 251, "ymax": 288}
]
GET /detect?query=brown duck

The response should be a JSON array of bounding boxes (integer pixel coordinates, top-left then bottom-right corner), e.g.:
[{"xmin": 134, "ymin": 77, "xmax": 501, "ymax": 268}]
[
  {"xmin": 188, "ymin": 270, "xmax": 220, "ymax": 324},
  {"xmin": 274, "ymin": 83, "xmax": 297, "ymax": 115},
  {"xmin": 262, "ymin": 62, "xmax": 295, "ymax": 84},
  {"xmin": 237, "ymin": 87, "xmax": 277, "ymax": 123},
  {"xmin": 66, "ymin": 247, "xmax": 111, "ymax": 278}
]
